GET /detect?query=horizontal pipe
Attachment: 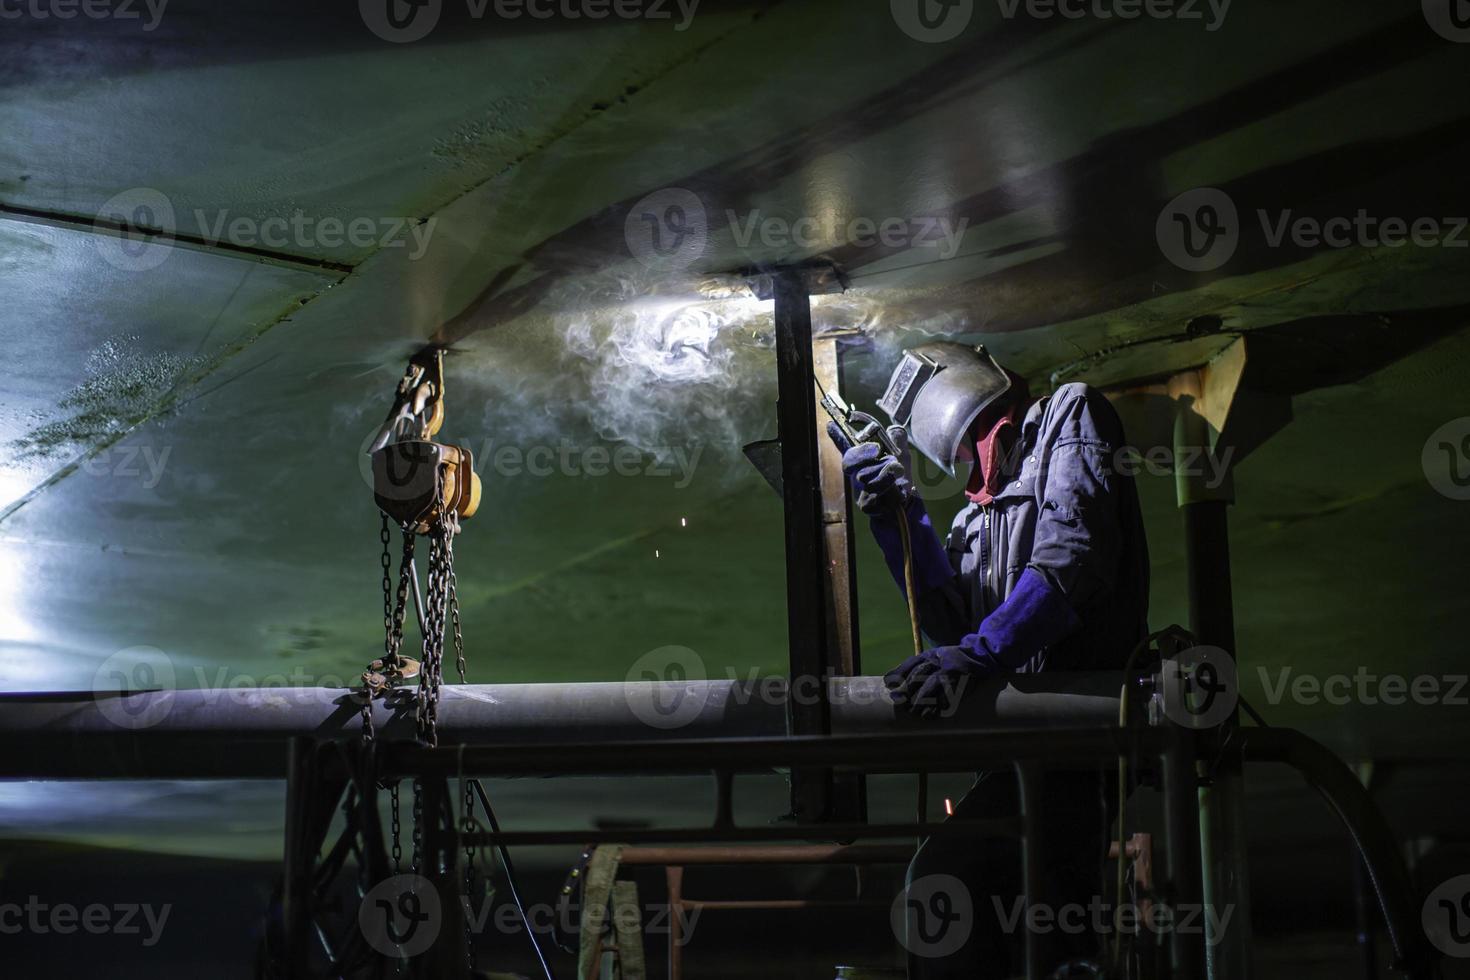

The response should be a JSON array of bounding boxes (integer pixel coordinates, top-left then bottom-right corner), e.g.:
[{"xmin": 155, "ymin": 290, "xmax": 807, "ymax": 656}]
[
  {"xmin": 679, "ymin": 900, "xmax": 887, "ymax": 911},
  {"xmin": 384, "ymin": 729, "xmax": 1151, "ymax": 779},
  {"xmin": 618, "ymin": 844, "xmax": 914, "ymax": 866},
  {"xmin": 0, "ymin": 673, "xmax": 1125, "ymax": 779},
  {"xmin": 462, "ymin": 819, "xmax": 1019, "ymax": 848}
]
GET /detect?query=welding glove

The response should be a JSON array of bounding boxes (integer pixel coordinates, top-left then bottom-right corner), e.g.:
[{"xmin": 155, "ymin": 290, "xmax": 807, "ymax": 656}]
[
  {"xmin": 827, "ymin": 421, "xmax": 913, "ymax": 515},
  {"xmin": 827, "ymin": 422, "xmax": 955, "ymax": 597},
  {"xmin": 885, "ymin": 568, "xmax": 1082, "ymax": 717}
]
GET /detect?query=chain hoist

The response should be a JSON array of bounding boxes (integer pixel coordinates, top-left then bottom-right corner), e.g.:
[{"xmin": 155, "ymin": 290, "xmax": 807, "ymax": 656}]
[
  {"xmin": 356, "ymin": 347, "xmax": 483, "ymax": 966},
  {"xmin": 359, "ymin": 346, "xmax": 479, "ymax": 723}
]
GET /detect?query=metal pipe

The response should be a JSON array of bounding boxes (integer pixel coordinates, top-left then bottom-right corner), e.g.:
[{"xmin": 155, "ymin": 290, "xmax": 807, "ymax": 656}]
[
  {"xmin": 666, "ymin": 865, "xmax": 684, "ymax": 980},
  {"xmin": 0, "ymin": 674, "xmax": 1126, "ymax": 779},
  {"xmin": 416, "ymin": 777, "xmax": 468, "ymax": 979},
  {"xmin": 1162, "ymin": 727, "xmax": 1204, "ymax": 980},
  {"xmin": 1174, "ymin": 376, "xmax": 1251, "ymax": 980},
  {"xmin": 381, "ymin": 729, "xmax": 1148, "ymax": 779},
  {"xmin": 282, "ymin": 737, "xmax": 314, "ymax": 980},
  {"xmin": 1016, "ymin": 762, "xmax": 1044, "ymax": 980},
  {"xmin": 618, "ymin": 845, "xmax": 913, "ymax": 866},
  {"xmin": 463, "ymin": 820, "xmax": 1020, "ymax": 848}
]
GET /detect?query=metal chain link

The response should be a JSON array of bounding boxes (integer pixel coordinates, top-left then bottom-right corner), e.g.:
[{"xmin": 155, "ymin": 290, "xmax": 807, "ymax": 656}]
[
  {"xmin": 462, "ymin": 775, "xmax": 478, "ymax": 969},
  {"xmin": 362, "ymin": 518, "xmax": 394, "ymax": 742},
  {"xmin": 380, "ymin": 515, "xmax": 394, "ymax": 649},
  {"xmin": 390, "ymin": 781, "xmax": 403, "ymax": 875},
  {"xmin": 362, "ymin": 520, "xmax": 417, "ymax": 742},
  {"xmin": 449, "ymin": 521, "xmax": 466, "ymax": 684},
  {"xmin": 391, "ymin": 530, "xmax": 415, "ymax": 664},
  {"xmin": 411, "ymin": 778, "xmax": 423, "ymax": 874},
  {"xmin": 416, "ymin": 523, "xmax": 451, "ymax": 748},
  {"xmin": 360, "ymin": 680, "xmax": 375, "ymax": 742}
]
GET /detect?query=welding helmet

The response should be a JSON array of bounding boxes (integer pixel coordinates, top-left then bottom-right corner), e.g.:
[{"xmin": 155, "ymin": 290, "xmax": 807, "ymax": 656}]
[{"xmin": 877, "ymin": 342, "xmax": 1012, "ymax": 477}]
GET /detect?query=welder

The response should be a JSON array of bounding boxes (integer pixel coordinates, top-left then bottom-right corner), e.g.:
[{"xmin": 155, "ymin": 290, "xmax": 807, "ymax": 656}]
[{"xmin": 828, "ymin": 342, "xmax": 1149, "ymax": 978}]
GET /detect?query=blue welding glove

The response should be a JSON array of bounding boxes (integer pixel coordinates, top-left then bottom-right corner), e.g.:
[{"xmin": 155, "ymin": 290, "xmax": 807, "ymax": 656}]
[
  {"xmin": 827, "ymin": 422, "xmax": 954, "ymax": 596},
  {"xmin": 885, "ymin": 568, "xmax": 1082, "ymax": 717},
  {"xmin": 827, "ymin": 421, "xmax": 912, "ymax": 515}
]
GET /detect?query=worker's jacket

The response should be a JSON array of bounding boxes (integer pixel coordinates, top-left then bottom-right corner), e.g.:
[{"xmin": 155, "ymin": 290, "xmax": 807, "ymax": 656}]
[{"xmin": 905, "ymin": 383, "xmax": 1150, "ymax": 672}]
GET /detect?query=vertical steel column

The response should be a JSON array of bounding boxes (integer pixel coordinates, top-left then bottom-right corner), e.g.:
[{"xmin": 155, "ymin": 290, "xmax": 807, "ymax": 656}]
[
  {"xmin": 773, "ymin": 269, "xmax": 834, "ymax": 822},
  {"xmin": 812, "ymin": 333, "xmax": 862, "ymax": 677},
  {"xmin": 1163, "ymin": 728, "xmax": 1205, "ymax": 980},
  {"xmin": 1182, "ymin": 504, "xmax": 1235, "ymax": 654},
  {"xmin": 1172, "ymin": 378, "xmax": 1252, "ymax": 979},
  {"xmin": 415, "ymin": 777, "xmax": 469, "ymax": 978},
  {"xmin": 666, "ymin": 865, "xmax": 685, "ymax": 980},
  {"xmin": 1351, "ymin": 762, "xmax": 1379, "ymax": 980},
  {"xmin": 282, "ymin": 737, "xmax": 315, "ymax": 980},
  {"xmin": 813, "ymin": 332, "xmax": 867, "ymax": 822},
  {"xmin": 1016, "ymin": 762, "xmax": 1044, "ymax": 980}
]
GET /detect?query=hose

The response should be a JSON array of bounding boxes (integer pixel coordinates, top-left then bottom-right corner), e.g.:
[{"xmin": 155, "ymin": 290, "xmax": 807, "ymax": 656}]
[
  {"xmin": 469, "ymin": 778, "xmax": 559, "ymax": 980},
  {"xmin": 894, "ymin": 503, "xmax": 924, "ymax": 657},
  {"xmin": 1112, "ymin": 628, "xmax": 1169, "ymax": 973}
]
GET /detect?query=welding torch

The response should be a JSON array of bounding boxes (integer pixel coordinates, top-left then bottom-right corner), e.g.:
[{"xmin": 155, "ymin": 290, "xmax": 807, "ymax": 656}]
[{"xmin": 818, "ymin": 385, "xmax": 925, "ymax": 658}]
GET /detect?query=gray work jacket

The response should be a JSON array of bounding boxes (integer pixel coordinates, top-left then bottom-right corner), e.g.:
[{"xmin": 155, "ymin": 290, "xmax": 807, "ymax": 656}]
[{"xmin": 918, "ymin": 383, "xmax": 1150, "ymax": 672}]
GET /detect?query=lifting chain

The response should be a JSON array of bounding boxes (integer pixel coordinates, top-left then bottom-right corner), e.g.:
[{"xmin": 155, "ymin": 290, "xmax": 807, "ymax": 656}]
[
  {"xmin": 416, "ymin": 519, "xmax": 453, "ymax": 747},
  {"xmin": 411, "ymin": 778, "xmax": 424, "ymax": 874},
  {"xmin": 450, "ymin": 537, "xmax": 467, "ymax": 685},
  {"xmin": 390, "ymin": 781, "xmax": 403, "ymax": 875},
  {"xmin": 350, "ymin": 348, "xmax": 485, "ymax": 971},
  {"xmin": 360, "ymin": 520, "xmax": 420, "ymax": 741},
  {"xmin": 462, "ymin": 774, "xmax": 479, "ymax": 970}
]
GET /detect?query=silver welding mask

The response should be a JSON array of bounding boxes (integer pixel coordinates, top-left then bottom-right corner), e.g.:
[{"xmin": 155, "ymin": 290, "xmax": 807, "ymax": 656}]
[{"xmin": 877, "ymin": 342, "xmax": 1012, "ymax": 477}]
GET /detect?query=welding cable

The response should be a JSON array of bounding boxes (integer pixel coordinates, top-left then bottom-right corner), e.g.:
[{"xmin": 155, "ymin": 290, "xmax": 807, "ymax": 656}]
[
  {"xmin": 1239, "ymin": 694, "xmax": 1270, "ymax": 727},
  {"xmin": 469, "ymin": 778, "xmax": 559, "ymax": 980},
  {"xmin": 1111, "ymin": 628, "xmax": 1171, "ymax": 971},
  {"xmin": 894, "ymin": 505, "xmax": 924, "ymax": 656},
  {"xmin": 810, "ymin": 373, "xmax": 923, "ymax": 656}
]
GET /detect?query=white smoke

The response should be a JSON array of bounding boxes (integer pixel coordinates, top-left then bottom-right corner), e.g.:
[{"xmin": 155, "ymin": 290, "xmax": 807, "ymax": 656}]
[
  {"xmin": 453, "ymin": 275, "xmax": 950, "ymax": 478},
  {"xmin": 554, "ymin": 274, "xmax": 777, "ymax": 463}
]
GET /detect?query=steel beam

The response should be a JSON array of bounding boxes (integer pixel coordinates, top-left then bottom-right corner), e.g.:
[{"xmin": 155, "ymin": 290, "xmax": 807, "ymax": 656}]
[
  {"xmin": 1171, "ymin": 366, "xmax": 1252, "ymax": 980},
  {"xmin": 772, "ymin": 267, "xmax": 835, "ymax": 822},
  {"xmin": 0, "ymin": 674, "xmax": 1126, "ymax": 779},
  {"xmin": 814, "ymin": 330, "xmax": 867, "ymax": 823}
]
